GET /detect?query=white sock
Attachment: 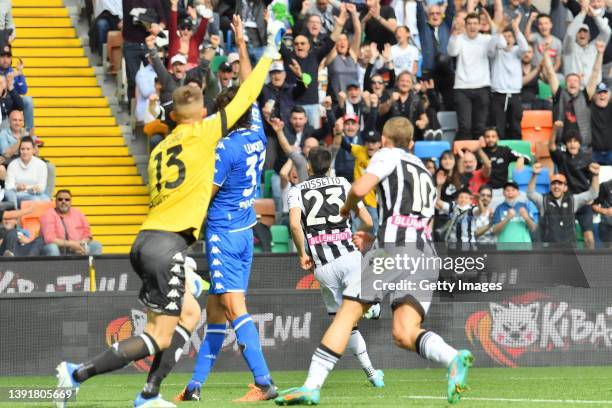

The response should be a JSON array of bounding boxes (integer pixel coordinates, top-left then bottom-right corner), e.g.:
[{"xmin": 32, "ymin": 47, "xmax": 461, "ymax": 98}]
[
  {"xmin": 416, "ymin": 331, "xmax": 457, "ymax": 367},
  {"xmin": 304, "ymin": 345, "xmax": 340, "ymax": 390},
  {"xmin": 346, "ymin": 329, "xmax": 375, "ymax": 378}
]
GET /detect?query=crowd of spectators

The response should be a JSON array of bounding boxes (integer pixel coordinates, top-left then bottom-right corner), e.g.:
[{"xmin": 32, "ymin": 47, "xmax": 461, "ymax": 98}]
[{"xmin": 88, "ymin": 0, "xmax": 612, "ymax": 250}]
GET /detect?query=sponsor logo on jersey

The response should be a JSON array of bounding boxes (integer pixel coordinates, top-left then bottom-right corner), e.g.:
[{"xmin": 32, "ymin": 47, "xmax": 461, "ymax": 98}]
[
  {"xmin": 212, "ymin": 259, "xmax": 222, "ymax": 266},
  {"xmin": 217, "ymin": 141, "xmax": 225, "ymax": 150},
  {"xmin": 167, "ymin": 289, "xmax": 180, "ymax": 298},
  {"xmin": 211, "ymin": 246, "xmax": 221, "ymax": 254},
  {"xmin": 171, "ymin": 264, "xmax": 182, "ymax": 274},
  {"xmin": 165, "ymin": 302, "xmax": 179, "ymax": 311},
  {"xmin": 215, "ymin": 282, "xmax": 224, "ymax": 290},
  {"xmin": 172, "ymin": 253, "xmax": 184, "ymax": 262},
  {"xmin": 168, "ymin": 276, "xmax": 181, "ymax": 286},
  {"xmin": 212, "ymin": 270, "xmax": 223, "ymax": 278},
  {"xmin": 210, "ymin": 234, "xmax": 221, "ymax": 242},
  {"xmin": 308, "ymin": 230, "xmax": 352, "ymax": 245}
]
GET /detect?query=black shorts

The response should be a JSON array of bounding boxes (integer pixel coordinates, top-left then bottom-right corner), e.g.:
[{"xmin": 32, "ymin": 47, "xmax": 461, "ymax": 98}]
[
  {"xmin": 130, "ymin": 230, "xmax": 192, "ymax": 316},
  {"xmin": 576, "ymin": 204, "xmax": 594, "ymax": 233}
]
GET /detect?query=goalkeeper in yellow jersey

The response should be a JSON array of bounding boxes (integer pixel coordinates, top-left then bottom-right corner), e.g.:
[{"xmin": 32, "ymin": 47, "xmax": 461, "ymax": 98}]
[{"xmin": 54, "ymin": 20, "xmax": 286, "ymax": 408}]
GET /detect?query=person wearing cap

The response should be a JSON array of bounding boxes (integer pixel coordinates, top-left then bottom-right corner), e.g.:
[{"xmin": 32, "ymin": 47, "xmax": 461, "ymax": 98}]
[
  {"xmin": 145, "ymin": 35, "xmax": 190, "ymax": 118},
  {"xmin": 226, "ymin": 52, "xmax": 241, "ymax": 81},
  {"xmin": 167, "ymin": 0, "xmax": 211, "ymax": 70},
  {"xmin": 590, "ymin": 82, "xmax": 612, "ymax": 165},
  {"xmin": 203, "ymin": 61, "xmax": 235, "ymax": 109},
  {"xmin": 545, "ymin": 38, "xmax": 607, "ymax": 149},
  {"xmin": 527, "ymin": 161, "xmax": 599, "ymax": 246},
  {"xmin": 565, "ymin": 0, "xmax": 612, "ymax": 80},
  {"xmin": 562, "ymin": 2, "xmax": 610, "ymax": 86},
  {"xmin": 259, "ymin": 60, "xmax": 306, "ymax": 126},
  {"xmin": 491, "ymin": 180, "xmax": 538, "ymax": 247},
  {"xmin": 334, "ymin": 126, "xmax": 381, "ymax": 234},
  {"xmin": 0, "ymin": 46, "xmax": 33, "ymax": 132}
]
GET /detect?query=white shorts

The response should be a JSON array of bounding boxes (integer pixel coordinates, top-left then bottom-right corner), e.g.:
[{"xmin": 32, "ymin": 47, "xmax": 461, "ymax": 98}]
[{"xmin": 314, "ymin": 251, "xmax": 362, "ymax": 314}]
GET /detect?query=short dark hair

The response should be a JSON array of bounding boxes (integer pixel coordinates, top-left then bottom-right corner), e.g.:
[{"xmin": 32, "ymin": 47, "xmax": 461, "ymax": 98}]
[
  {"xmin": 186, "ymin": 76, "xmax": 202, "ymax": 89},
  {"xmin": 291, "ymin": 106, "xmax": 306, "ymax": 116},
  {"xmin": 216, "ymin": 87, "xmax": 251, "ymax": 132},
  {"xmin": 465, "ymin": 12, "xmax": 480, "ymax": 22},
  {"xmin": 537, "ymin": 13, "xmax": 552, "ymax": 22},
  {"xmin": 457, "ymin": 188, "xmax": 473, "ymax": 197},
  {"xmin": 308, "ymin": 146, "xmax": 332, "ymax": 176},
  {"xmin": 562, "ymin": 128, "xmax": 582, "ymax": 145},
  {"xmin": 479, "ymin": 184, "xmax": 492, "ymax": 194},
  {"xmin": 56, "ymin": 189, "xmax": 72, "ymax": 197},
  {"xmin": 18, "ymin": 136, "xmax": 34, "ymax": 150}
]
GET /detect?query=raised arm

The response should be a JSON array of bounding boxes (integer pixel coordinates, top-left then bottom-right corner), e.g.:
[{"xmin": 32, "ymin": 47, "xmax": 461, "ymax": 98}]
[
  {"xmin": 232, "ymin": 15, "xmax": 252, "ymax": 81},
  {"xmin": 586, "ymin": 40, "xmax": 605, "ymax": 99},
  {"xmin": 348, "ymin": 4, "xmax": 362, "ymax": 58},
  {"xmin": 542, "ymin": 42, "xmax": 560, "ymax": 95},
  {"xmin": 527, "ymin": 162, "xmax": 544, "ymax": 213}
]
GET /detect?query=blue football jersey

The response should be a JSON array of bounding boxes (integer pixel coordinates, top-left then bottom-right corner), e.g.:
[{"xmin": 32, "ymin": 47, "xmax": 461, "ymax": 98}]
[{"xmin": 207, "ymin": 104, "xmax": 266, "ymax": 232}]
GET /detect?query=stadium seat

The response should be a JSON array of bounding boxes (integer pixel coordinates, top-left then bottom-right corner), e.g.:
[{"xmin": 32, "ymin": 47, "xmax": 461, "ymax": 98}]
[
  {"xmin": 600, "ymin": 166, "xmax": 612, "ymax": 183},
  {"xmin": 263, "ymin": 169, "xmax": 275, "ymax": 199},
  {"xmin": 452, "ymin": 140, "xmax": 481, "ymax": 155},
  {"xmin": 413, "ymin": 141, "xmax": 451, "ymax": 162},
  {"xmin": 512, "ymin": 166, "xmax": 550, "ymax": 194},
  {"xmin": 538, "ymin": 80, "xmax": 553, "ymax": 100},
  {"xmin": 497, "ymin": 140, "xmax": 533, "ymax": 161},
  {"xmin": 521, "ymin": 110, "xmax": 553, "ymax": 153},
  {"xmin": 106, "ymin": 31, "xmax": 122, "ymax": 75},
  {"xmin": 19, "ymin": 201, "xmax": 56, "ymax": 239},
  {"xmin": 254, "ymin": 199, "xmax": 276, "ymax": 226},
  {"xmin": 437, "ymin": 111, "xmax": 458, "ymax": 142},
  {"xmin": 271, "ymin": 225, "xmax": 290, "ymax": 253}
]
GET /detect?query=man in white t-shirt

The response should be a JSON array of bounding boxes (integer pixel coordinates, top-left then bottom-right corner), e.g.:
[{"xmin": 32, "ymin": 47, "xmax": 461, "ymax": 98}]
[
  {"xmin": 391, "ymin": 25, "xmax": 420, "ymax": 76},
  {"xmin": 447, "ymin": 12, "xmax": 493, "ymax": 140}
]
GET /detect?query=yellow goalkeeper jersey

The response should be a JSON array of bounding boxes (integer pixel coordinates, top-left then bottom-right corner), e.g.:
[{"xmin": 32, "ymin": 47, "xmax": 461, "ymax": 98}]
[{"xmin": 140, "ymin": 57, "xmax": 273, "ymax": 240}]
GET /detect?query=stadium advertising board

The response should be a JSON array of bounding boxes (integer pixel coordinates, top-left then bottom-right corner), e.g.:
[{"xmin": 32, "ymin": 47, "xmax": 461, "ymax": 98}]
[{"xmin": 3, "ymin": 287, "xmax": 612, "ymax": 376}]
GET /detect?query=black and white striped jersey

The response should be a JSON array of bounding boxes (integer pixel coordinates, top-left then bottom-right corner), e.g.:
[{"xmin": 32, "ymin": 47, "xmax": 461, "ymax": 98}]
[
  {"xmin": 287, "ymin": 176, "xmax": 362, "ymax": 267},
  {"xmin": 366, "ymin": 147, "xmax": 437, "ymax": 245}
]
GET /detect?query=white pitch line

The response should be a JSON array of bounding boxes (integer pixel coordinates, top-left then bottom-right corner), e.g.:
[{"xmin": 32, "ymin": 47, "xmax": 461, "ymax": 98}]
[{"xmin": 406, "ymin": 395, "xmax": 612, "ymax": 405}]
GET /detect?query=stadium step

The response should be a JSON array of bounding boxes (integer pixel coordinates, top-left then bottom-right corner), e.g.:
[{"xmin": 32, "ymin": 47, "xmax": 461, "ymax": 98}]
[
  {"xmin": 40, "ymin": 146, "xmax": 129, "ymax": 157},
  {"xmin": 36, "ymin": 107, "xmax": 111, "ymax": 117},
  {"xmin": 14, "ymin": 17, "xmax": 72, "ymax": 27},
  {"xmin": 17, "ymin": 28, "xmax": 76, "ymax": 38},
  {"xmin": 87, "ymin": 215, "xmax": 146, "ymax": 225},
  {"xmin": 12, "ymin": 48, "xmax": 85, "ymax": 57},
  {"xmin": 56, "ymin": 166, "xmax": 139, "ymax": 177},
  {"xmin": 27, "ymin": 77, "xmax": 97, "ymax": 87},
  {"xmin": 16, "ymin": 0, "xmax": 64, "ymax": 6},
  {"xmin": 91, "ymin": 225, "xmax": 142, "ymax": 235},
  {"xmin": 13, "ymin": 8, "xmax": 68, "ymax": 17},
  {"xmin": 14, "ymin": 0, "xmax": 147, "ymax": 254},
  {"xmin": 28, "ymin": 87, "xmax": 102, "ymax": 97},
  {"xmin": 36, "ymin": 127, "xmax": 122, "ymax": 137},
  {"xmin": 81, "ymin": 205, "xmax": 148, "ymax": 216},
  {"xmin": 42, "ymin": 137, "xmax": 125, "ymax": 147},
  {"xmin": 34, "ymin": 98, "xmax": 109, "ymax": 108},
  {"xmin": 13, "ymin": 38, "xmax": 82, "ymax": 48},
  {"xmin": 56, "ymin": 175, "xmax": 144, "ymax": 186},
  {"xmin": 97, "ymin": 235, "xmax": 137, "ymax": 246},
  {"xmin": 35, "ymin": 117, "xmax": 117, "ymax": 127},
  {"xmin": 50, "ymin": 157, "xmax": 137, "ymax": 166}
]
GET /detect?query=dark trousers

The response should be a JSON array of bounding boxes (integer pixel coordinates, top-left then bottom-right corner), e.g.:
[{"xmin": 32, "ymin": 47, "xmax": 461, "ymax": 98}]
[
  {"xmin": 454, "ymin": 87, "xmax": 490, "ymax": 140},
  {"xmin": 491, "ymin": 92, "xmax": 523, "ymax": 140},
  {"xmin": 0, "ymin": 231, "xmax": 44, "ymax": 256},
  {"xmin": 123, "ymin": 41, "xmax": 148, "ymax": 102}
]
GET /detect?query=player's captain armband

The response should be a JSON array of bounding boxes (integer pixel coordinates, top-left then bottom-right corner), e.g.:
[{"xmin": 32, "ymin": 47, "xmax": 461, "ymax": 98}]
[{"xmin": 185, "ymin": 256, "xmax": 208, "ymax": 298}]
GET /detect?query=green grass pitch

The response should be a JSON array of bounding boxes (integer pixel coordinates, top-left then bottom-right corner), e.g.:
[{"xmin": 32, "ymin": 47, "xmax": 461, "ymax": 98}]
[{"xmin": 2, "ymin": 366, "xmax": 612, "ymax": 407}]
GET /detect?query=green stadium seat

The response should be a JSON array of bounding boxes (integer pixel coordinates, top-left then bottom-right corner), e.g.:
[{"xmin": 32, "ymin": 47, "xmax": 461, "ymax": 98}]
[
  {"xmin": 271, "ymin": 224, "xmax": 290, "ymax": 253},
  {"xmin": 263, "ymin": 169, "xmax": 275, "ymax": 199},
  {"xmin": 497, "ymin": 140, "xmax": 533, "ymax": 160},
  {"xmin": 538, "ymin": 80, "xmax": 552, "ymax": 100}
]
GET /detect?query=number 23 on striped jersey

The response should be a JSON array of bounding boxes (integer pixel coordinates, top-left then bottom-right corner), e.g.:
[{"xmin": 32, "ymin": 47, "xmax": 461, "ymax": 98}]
[{"xmin": 304, "ymin": 187, "xmax": 344, "ymax": 226}]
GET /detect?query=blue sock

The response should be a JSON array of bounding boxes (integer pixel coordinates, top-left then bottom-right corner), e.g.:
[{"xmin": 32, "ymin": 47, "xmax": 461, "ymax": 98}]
[
  {"xmin": 232, "ymin": 314, "xmax": 271, "ymax": 386},
  {"xmin": 191, "ymin": 324, "xmax": 227, "ymax": 385}
]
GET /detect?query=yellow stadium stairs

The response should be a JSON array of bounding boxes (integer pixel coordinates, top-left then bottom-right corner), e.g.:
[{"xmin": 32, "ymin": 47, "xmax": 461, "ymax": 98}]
[{"xmin": 13, "ymin": 0, "xmax": 148, "ymax": 254}]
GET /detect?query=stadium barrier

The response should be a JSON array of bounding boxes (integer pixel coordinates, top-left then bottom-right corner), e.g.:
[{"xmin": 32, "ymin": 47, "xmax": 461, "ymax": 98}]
[{"xmin": 2, "ymin": 251, "xmax": 612, "ymax": 375}]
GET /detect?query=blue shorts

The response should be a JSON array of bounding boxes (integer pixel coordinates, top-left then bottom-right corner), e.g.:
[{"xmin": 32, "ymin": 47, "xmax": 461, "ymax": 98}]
[{"xmin": 206, "ymin": 228, "xmax": 254, "ymax": 295}]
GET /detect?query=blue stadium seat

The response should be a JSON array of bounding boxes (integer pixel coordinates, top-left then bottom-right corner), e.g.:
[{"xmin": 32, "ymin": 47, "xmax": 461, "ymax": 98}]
[
  {"xmin": 413, "ymin": 141, "xmax": 451, "ymax": 163},
  {"xmin": 512, "ymin": 166, "xmax": 550, "ymax": 193},
  {"xmin": 437, "ymin": 111, "xmax": 458, "ymax": 142}
]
